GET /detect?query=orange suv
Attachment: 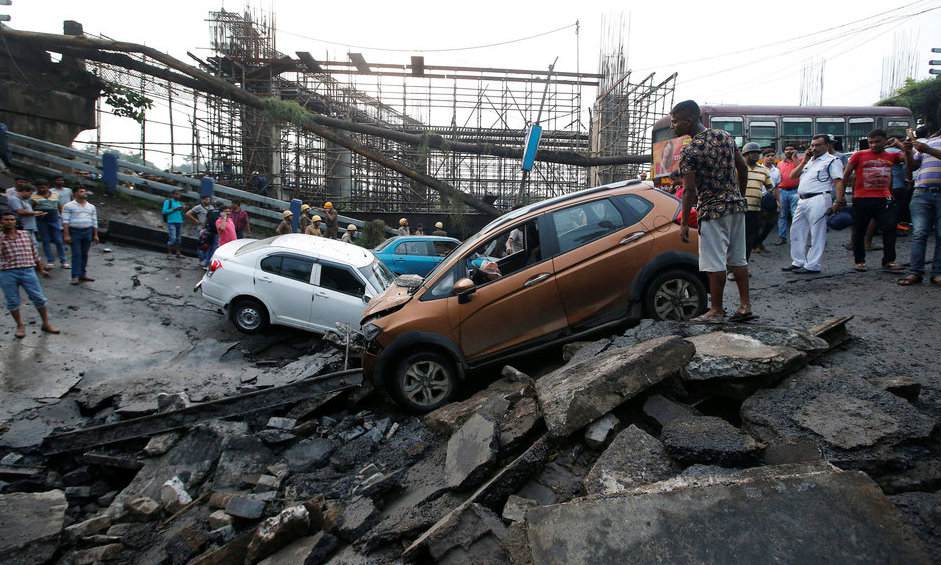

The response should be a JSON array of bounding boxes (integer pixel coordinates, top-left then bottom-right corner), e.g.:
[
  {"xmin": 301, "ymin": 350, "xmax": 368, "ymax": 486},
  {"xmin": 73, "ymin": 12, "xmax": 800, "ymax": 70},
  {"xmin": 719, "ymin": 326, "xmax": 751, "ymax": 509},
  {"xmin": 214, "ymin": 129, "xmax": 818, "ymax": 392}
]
[{"xmin": 360, "ymin": 180, "xmax": 705, "ymax": 411}]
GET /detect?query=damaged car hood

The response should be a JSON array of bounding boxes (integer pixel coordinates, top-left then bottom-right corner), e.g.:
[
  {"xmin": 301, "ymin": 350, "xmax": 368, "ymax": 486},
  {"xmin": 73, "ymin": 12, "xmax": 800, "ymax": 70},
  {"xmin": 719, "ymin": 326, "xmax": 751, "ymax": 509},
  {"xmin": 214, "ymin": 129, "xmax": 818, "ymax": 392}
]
[{"xmin": 362, "ymin": 275, "xmax": 423, "ymax": 319}]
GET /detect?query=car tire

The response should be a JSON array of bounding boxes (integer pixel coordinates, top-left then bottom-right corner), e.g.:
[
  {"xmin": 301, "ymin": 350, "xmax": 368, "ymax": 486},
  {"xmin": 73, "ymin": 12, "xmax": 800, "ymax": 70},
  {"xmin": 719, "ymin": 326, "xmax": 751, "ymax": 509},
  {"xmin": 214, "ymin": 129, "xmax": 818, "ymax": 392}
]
[
  {"xmin": 231, "ymin": 298, "xmax": 269, "ymax": 334},
  {"xmin": 390, "ymin": 350, "xmax": 458, "ymax": 412},
  {"xmin": 644, "ymin": 269, "xmax": 707, "ymax": 321}
]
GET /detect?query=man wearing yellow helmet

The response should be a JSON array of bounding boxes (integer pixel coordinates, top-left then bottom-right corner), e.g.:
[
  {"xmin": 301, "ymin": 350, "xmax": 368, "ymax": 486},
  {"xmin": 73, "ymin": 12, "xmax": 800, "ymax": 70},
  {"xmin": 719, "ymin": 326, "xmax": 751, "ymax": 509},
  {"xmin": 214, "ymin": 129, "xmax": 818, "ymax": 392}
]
[
  {"xmin": 397, "ymin": 217, "xmax": 410, "ymax": 236},
  {"xmin": 323, "ymin": 202, "xmax": 338, "ymax": 239},
  {"xmin": 300, "ymin": 204, "xmax": 312, "ymax": 232},
  {"xmin": 305, "ymin": 215, "xmax": 323, "ymax": 237}
]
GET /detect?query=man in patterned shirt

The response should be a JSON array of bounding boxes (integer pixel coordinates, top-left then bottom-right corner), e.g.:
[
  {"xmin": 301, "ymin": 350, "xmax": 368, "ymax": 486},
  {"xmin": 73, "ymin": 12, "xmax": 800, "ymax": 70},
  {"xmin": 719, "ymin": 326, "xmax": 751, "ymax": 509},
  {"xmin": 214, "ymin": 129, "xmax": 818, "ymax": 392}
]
[
  {"xmin": 0, "ymin": 211, "xmax": 58, "ymax": 338},
  {"xmin": 674, "ymin": 100, "xmax": 753, "ymax": 322}
]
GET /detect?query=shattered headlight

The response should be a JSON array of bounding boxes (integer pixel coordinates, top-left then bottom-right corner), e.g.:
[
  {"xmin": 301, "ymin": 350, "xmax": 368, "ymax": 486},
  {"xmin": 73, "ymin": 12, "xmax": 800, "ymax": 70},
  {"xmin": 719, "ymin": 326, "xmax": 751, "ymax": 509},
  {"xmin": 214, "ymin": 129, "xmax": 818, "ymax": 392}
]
[{"xmin": 362, "ymin": 323, "xmax": 382, "ymax": 343}]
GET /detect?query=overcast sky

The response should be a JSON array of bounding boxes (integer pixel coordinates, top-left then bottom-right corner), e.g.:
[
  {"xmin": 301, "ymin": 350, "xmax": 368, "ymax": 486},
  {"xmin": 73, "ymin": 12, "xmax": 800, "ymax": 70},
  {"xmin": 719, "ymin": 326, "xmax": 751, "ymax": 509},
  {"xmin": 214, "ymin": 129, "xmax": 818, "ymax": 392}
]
[{"xmin": 7, "ymin": 0, "xmax": 941, "ymax": 167}]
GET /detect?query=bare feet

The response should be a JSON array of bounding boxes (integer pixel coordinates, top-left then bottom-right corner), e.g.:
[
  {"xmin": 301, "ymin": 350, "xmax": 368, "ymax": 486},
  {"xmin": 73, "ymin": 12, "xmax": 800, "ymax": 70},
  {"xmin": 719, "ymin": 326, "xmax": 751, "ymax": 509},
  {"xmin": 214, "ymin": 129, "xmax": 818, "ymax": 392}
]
[
  {"xmin": 41, "ymin": 324, "xmax": 60, "ymax": 335},
  {"xmin": 14, "ymin": 326, "xmax": 25, "ymax": 339}
]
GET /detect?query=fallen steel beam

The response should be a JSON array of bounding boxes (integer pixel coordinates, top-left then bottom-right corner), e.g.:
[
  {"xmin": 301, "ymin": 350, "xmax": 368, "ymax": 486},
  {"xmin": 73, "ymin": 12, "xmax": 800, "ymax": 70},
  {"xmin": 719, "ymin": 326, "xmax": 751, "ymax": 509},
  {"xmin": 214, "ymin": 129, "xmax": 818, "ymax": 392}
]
[
  {"xmin": 808, "ymin": 316, "xmax": 854, "ymax": 350},
  {"xmin": 43, "ymin": 369, "xmax": 363, "ymax": 455}
]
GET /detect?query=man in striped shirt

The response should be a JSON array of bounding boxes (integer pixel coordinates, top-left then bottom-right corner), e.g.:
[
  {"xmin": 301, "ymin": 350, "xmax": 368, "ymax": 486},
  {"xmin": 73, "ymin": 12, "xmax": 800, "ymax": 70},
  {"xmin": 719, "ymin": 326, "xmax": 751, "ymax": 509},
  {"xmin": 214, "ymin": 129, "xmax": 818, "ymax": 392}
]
[
  {"xmin": 742, "ymin": 143, "xmax": 773, "ymax": 265},
  {"xmin": 899, "ymin": 120, "xmax": 941, "ymax": 286},
  {"xmin": 62, "ymin": 187, "xmax": 99, "ymax": 285},
  {"xmin": 1, "ymin": 211, "xmax": 58, "ymax": 338}
]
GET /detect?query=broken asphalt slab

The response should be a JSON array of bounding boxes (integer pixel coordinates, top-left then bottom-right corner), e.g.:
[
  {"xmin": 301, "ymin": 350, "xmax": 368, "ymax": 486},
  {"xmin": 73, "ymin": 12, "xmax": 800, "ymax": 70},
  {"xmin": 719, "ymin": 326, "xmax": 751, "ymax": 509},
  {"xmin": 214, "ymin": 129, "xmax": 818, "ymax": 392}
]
[
  {"xmin": 741, "ymin": 368, "xmax": 937, "ymax": 473},
  {"xmin": 0, "ymin": 489, "xmax": 68, "ymax": 565},
  {"xmin": 535, "ymin": 336, "xmax": 695, "ymax": 438},
  {"xmin": 660, "ymin": 416, "xmax": 764, "ymax": 466},
  {"xmin": 583, "ymin": 425, "xmax": 679, "ymax": 496},
  {"xmin": 526, "ymin": 465, "xmax": 931, "ymax": 564}
]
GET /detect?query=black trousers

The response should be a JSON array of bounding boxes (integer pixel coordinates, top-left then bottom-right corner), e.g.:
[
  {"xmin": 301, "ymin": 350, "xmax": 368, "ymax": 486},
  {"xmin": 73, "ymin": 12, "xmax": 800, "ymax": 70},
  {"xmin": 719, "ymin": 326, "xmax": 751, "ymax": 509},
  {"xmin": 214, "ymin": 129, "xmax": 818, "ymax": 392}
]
[
  {"xmin": 745, "ymin": 211, "xmax": 763, "ymax": 261},
  {"xmin": 853, "ymin": 197, "xmax": 897, "ymax": 265},
  {"xmin": 892, "ymin": 186, "xmax": 912, "ymax": 225}
]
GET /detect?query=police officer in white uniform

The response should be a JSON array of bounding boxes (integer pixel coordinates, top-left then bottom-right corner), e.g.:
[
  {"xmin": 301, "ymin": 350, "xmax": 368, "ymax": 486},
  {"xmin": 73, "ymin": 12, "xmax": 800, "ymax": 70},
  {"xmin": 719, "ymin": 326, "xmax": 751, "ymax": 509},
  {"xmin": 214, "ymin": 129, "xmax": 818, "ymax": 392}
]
[{"xmin": 782, "ymin": 134, "xmax": 845, "ymax": 274}]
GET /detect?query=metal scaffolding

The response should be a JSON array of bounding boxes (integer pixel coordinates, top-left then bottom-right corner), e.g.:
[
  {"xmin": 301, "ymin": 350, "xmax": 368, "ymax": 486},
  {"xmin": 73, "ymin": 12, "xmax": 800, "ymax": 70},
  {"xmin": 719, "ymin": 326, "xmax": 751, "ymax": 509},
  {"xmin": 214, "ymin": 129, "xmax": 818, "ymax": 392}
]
[{"xmin": 81, "ymin": 9, "xmax": 677, "ymax": 218}]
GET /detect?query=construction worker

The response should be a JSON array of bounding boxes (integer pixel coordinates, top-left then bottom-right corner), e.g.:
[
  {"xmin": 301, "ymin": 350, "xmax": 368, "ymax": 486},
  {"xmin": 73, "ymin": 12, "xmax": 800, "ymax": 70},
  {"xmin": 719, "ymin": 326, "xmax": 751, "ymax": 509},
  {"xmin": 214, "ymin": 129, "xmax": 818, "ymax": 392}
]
[
  {"xmin": 432, "ymin": 221, "xmax": 448, "ymax": 237},
  {"xmin": 306, "ymin": 215, "xmax": 323, "ymax": 237},
  {"xmin": 276, "ymin": 210, "xmax": 293, "ymax": 235},
  {"xmin": 341, "ymin": 224, "xmax": 357, "ymax": 244},
  {"xmin": 323, "ymin": 202, "xmax": 339, "ymax": 238},
  {"xmin": 299, "ymin": 204, "xmax": 312, "ymax": 232},
  {"xmin": 398, "ymin": 218, "xmax": 410, "ymax": 236}
]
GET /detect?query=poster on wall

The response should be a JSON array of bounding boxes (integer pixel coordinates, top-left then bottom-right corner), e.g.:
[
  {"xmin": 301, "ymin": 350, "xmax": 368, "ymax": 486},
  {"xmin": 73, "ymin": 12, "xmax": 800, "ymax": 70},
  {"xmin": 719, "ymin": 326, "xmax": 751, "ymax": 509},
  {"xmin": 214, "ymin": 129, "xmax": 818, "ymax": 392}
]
[{"xmin": 652, "ymin": 136, "xmax": 690, "ymax": 179}]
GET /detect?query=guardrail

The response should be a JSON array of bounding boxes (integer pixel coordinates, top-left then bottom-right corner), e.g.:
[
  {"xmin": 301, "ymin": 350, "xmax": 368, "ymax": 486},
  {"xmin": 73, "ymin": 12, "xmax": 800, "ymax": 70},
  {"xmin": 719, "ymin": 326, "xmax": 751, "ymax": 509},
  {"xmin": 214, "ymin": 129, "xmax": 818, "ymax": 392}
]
[{"xmin": 5, "ymin": 130, "xmax": 394, "ymax": 234}]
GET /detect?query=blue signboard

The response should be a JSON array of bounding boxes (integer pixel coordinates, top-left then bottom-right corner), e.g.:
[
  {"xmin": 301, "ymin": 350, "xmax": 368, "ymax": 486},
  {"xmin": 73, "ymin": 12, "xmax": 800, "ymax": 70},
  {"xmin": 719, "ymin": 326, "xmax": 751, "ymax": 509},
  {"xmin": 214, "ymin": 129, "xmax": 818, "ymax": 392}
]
[
  {"xmin": 102, "ymin": 152, "xmax": 118, "ymax": 194},
  {"xmin": 521, "ymin": 123, "xmax": 543, "ymax": 172}
]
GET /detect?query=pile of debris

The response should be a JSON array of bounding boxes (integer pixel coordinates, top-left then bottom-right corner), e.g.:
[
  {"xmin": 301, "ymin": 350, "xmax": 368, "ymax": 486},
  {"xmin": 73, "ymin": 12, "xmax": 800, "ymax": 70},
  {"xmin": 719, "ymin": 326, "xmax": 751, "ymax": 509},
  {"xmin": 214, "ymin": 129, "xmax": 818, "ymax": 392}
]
[{"xmin": 0, "ymin": 317, "xmax": 938, "ymax": 564}]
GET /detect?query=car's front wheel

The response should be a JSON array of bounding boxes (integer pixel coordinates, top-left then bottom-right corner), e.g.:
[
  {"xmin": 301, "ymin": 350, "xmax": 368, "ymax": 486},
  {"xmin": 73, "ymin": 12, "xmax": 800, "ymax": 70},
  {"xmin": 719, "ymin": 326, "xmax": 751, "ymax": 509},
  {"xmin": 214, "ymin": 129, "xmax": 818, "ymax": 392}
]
[
  {"xmin": 644, "ymin": 269, "xmax": 707, "ymax": 321},
  {"xmin": 390, "ymin": 350, "xmax": 458, "ymax": 412},
  {"xmin": 231, "ymin": 298, "xmax": 269, "ymax": 334}
]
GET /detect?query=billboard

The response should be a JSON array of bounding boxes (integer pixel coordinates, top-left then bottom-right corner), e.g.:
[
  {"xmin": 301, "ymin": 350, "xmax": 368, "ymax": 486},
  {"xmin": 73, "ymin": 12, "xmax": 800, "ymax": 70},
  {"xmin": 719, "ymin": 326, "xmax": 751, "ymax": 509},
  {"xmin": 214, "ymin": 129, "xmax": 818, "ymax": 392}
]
[{"xmin": 652, "ymin": 136, "xmax": 690, "ymax": 179}]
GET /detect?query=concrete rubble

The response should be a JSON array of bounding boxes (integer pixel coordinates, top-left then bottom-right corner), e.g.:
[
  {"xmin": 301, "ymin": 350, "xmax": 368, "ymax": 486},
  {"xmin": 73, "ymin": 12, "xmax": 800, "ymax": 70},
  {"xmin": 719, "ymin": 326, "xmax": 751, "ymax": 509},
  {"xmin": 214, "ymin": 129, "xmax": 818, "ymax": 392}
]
[{"xmin": 3, "ymin": 315, "xmax": 938, "ymax": 563}]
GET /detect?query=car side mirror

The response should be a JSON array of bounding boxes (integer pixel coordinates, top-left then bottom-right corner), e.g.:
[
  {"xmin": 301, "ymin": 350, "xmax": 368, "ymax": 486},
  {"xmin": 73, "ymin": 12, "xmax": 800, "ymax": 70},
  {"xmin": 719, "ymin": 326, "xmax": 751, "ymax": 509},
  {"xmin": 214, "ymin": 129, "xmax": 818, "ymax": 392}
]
[{"xmin": 454, "ymin": 277, "xmax": 476, "ymax": 304}]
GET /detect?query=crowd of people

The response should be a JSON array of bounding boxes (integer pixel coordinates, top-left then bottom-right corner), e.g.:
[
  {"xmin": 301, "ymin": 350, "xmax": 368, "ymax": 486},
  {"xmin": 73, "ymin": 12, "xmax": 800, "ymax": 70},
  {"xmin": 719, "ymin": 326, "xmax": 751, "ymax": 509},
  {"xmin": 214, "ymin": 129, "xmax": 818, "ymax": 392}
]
[
  {"xmin": 2, "ymin": 176, "xmax": 100, "ymax": 338},
  {"xmin": 674, "ymin": 99, "xmax": 941, "ymax": 322}
]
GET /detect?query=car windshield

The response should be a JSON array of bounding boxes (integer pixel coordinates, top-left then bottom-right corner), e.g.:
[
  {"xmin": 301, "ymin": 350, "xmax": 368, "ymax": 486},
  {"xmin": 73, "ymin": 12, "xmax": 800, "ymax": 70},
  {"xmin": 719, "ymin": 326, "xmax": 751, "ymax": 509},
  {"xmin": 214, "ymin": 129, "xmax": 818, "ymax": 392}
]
[
  {"xmin": 234, "ymin": 236, "xmax": 277, "ymax": 255},
  {"xmin": 359, "ymin": 259, "xmax": 396, "ymax": 292}
]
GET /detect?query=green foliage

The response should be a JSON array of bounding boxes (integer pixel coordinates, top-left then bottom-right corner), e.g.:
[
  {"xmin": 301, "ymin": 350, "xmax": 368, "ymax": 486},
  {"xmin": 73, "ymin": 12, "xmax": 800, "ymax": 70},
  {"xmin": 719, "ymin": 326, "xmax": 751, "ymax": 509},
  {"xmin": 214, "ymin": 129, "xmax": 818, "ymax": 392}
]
[
  {"xmin": 877, "ymin": 77, "xmax": 941, "ymax": 129},
  {"xmin": 363, "ymin": 219, "xmax": 389, "ymax": 249},
  {"xmin": 262, "ymin": 98, "xmax": 312, "ymax": 126},
  {"xmin": 101, "ymin": 82, "xmax": 154, "ymax": 124}
]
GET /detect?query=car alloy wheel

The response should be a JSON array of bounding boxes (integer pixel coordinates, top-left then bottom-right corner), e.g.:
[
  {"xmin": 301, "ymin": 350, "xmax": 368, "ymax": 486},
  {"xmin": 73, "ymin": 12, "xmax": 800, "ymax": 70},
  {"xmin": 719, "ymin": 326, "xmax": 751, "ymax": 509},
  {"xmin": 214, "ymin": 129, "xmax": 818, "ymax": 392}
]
[
  {"xmin": 402, "ymin": 359, "xmax": 451, "ymax": 408},
  {"xmin": 644, "ymin": 269, "xmax": 706, "ymax": 322}
]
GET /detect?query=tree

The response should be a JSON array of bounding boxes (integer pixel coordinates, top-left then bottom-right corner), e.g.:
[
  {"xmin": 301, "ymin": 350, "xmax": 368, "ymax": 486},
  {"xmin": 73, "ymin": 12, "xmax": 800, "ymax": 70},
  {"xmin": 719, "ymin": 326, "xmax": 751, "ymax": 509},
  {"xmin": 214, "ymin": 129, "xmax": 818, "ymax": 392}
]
[{"xmin": 877, "ymin": 77, "xmax": 941, "ymax": 130}]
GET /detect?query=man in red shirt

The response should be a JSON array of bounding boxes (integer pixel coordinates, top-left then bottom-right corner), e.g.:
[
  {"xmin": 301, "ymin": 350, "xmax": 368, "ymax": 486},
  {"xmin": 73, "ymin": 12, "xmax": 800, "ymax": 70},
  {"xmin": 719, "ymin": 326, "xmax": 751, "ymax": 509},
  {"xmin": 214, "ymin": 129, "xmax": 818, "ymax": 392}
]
[
  {"xmin": 774, "ymin": 146, "xmax": 801, "ymax": 245},
  {"xmin": 839, "ymin": 129, "xmax": 908, "ymax": 272},
  {"xmin": 0, "ymin": 211, "xmax": 58, "ymax": 338}
]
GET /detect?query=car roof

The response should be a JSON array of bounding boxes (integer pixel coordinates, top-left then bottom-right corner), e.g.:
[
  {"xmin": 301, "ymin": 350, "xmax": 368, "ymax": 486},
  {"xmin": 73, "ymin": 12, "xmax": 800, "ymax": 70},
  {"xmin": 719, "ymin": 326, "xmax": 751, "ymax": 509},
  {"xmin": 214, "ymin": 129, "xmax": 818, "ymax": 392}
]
[
  {"xmin": 268, "ymin": 234, "xmax": 375, "ymax": 268},
  {"xmin": 383, "ymin": 235, "xmax": 462, "ymax": 245}
]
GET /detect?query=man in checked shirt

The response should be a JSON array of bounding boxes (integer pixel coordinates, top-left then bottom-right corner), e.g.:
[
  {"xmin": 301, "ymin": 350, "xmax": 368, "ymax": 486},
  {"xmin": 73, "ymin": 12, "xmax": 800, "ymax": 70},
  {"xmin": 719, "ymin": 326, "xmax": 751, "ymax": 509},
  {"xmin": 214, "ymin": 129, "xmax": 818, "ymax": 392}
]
[{"xmin": 0, "ymin": 211, "xmax": 58, "ymax": 338}]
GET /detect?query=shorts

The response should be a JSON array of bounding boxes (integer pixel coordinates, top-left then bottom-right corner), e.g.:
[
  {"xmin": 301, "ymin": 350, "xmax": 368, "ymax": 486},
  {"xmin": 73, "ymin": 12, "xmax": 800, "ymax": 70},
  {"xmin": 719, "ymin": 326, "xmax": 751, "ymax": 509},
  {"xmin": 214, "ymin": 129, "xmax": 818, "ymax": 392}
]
[
  {"xmin": 698, "ymin": 213, "xmax": 747, "ymax": 272},
  {"xmin": 0, "ymin": 267, "xmax": 48, "ymax": 311}
]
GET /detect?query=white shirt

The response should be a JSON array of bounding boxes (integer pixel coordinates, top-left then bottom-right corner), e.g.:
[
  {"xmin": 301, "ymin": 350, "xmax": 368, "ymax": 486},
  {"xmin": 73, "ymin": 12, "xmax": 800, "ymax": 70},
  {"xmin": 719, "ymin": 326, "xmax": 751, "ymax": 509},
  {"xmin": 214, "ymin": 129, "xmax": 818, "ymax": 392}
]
[
  {"xmin": 797, "ymin": 153, "xmax": 843, "ymax": 196},
  {"xmin": 62, "ymin": 200, "xmax": 98, "ymax": 229},
  {"xmin": 768, "ymin": 165, "xmax": 781, "ymax": 188}
]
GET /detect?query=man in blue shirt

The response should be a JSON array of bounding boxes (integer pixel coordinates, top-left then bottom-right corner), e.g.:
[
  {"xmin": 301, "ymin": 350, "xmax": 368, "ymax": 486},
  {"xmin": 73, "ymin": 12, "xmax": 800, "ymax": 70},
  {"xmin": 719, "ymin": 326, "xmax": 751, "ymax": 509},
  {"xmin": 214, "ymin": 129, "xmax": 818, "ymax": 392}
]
[{"xmin": 162, "ymin": 189, "xmax": 185, "ymax": 258}]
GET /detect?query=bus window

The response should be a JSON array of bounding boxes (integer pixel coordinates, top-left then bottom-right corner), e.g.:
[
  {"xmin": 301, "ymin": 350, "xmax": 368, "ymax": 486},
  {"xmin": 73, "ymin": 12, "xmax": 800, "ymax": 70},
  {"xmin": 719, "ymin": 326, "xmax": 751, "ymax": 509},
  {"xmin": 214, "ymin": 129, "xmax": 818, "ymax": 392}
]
[
  {"xmin": 710, "ymin": 117, "xmax": 744, "ymax": 146},
  {"xmin": 886, "ymin": 120, "xmax": 910, "ymax": 139},
  {"xmin": 748, "ymin": 120, "xmax": 777, "ymax": 151},
  {"xmin": 816, "ymin": 118, "xmax": 845, "ymax": 151},
  {"xmin": 848, "ymin": 118, "xmax": 875, "ymax": 151},
  {"xmin": 782, "ymin": 117, "xmax": 812, "ymax": 148}
]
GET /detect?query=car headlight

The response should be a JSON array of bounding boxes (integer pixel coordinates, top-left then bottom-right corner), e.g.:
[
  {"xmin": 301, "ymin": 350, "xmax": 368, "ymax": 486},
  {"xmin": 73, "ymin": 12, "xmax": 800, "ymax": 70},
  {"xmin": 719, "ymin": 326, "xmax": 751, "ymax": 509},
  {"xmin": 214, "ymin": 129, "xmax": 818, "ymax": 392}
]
[{"xmin": 362, "ymin": 323, "xmax": 382, "ymax": 343}]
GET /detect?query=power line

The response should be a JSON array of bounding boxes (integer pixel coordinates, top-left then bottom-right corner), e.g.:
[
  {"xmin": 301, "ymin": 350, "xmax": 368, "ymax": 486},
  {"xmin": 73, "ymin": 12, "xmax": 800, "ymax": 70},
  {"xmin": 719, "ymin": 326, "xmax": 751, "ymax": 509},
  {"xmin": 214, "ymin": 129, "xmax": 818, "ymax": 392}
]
[
  {"xmin": 277, "ymin": 22, "xmax": 578, "ymax": 53},
  {"xmin": 634, "ymin": 0, "xmax": 933, "ymax": 73}
]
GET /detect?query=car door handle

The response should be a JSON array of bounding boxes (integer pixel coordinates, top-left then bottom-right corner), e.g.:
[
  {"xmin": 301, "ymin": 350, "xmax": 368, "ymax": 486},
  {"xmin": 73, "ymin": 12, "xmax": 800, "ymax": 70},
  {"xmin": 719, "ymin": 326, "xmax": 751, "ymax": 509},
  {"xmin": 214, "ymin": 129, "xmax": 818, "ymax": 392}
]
[
  {"xmin": 619, "ymin": 231, "xmax": 646, "ymax": 245},
  {"xmin": 523, "ymin": 273, "xmax": 551, "ymax": 288},
  {"xmin": 258, "ymin": 276, "xmax": 272, "ymax": 283},
  {"xmin": 315, "ymin": 291, "xmax": 329, "ymax": 297}
]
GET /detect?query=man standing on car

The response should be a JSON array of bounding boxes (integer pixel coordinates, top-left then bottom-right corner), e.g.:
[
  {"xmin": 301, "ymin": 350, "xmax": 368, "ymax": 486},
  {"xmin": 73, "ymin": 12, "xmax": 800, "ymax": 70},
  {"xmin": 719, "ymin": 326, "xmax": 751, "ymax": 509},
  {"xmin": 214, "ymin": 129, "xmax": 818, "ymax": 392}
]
[
  {"xmin": 782, "ymin": 134, "xmax": 844, "ymax": 274},
  {"xmin": 673, "ymin": 100, "xmax": 753, "ymax": 322},
  {"xmin": 775, "ymin": 145, "xmax": 801, "ymax": 245}
]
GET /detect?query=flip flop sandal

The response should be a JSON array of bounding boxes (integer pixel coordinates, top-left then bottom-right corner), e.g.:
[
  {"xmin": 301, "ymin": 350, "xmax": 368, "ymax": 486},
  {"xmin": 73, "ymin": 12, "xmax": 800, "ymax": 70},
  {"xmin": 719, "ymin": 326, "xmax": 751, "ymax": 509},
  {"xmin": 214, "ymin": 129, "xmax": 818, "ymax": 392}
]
[
  {"xmin": 41, "ymin": 326, "xmax": 60, "ymax": 335},
  {"xmin": 882, "ymin": 263, "xmax": 905, "ymax": 274},
  {"xmin": 691, "ymin": 311, "xmax": 726, "ymax": 323},
  {"xmin": 14, "ymin": 328, "xmax": 25, "ymax": 339},
  {"xmin": 854, "ymin": 263, "xmax": 867, "ymax": 272},
  {"xmin": 728, "ymin": 311, "xmax": 758, "ymax": 323},
  {"xmin": 897, "ymin": 275, "xmax": 922, "ymax": 286}
]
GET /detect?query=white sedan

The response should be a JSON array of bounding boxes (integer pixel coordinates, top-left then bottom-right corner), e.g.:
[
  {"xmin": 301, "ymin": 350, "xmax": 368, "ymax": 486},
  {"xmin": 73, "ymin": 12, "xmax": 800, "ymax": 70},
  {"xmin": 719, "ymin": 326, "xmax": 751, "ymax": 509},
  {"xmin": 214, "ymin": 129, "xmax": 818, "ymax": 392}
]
[{"xmin": 196, "ymin": 234, "xmax": 395, "ymax": 334}]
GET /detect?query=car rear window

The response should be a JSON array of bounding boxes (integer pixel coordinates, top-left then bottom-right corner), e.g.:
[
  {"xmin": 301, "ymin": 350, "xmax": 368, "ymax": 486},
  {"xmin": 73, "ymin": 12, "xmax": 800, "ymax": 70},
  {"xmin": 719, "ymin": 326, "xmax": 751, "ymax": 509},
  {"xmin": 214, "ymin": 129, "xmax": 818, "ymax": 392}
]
[
  {"xmin": 260, "ymin": 254, "xmax": 314, "ymax": 284},
  {"xmin": 550, "ymin": 199, "xmax": 624, "ymax": 254},
  {"xmin": 614, "ymin": 194, "xmax": 655, "ymax": 226}
]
